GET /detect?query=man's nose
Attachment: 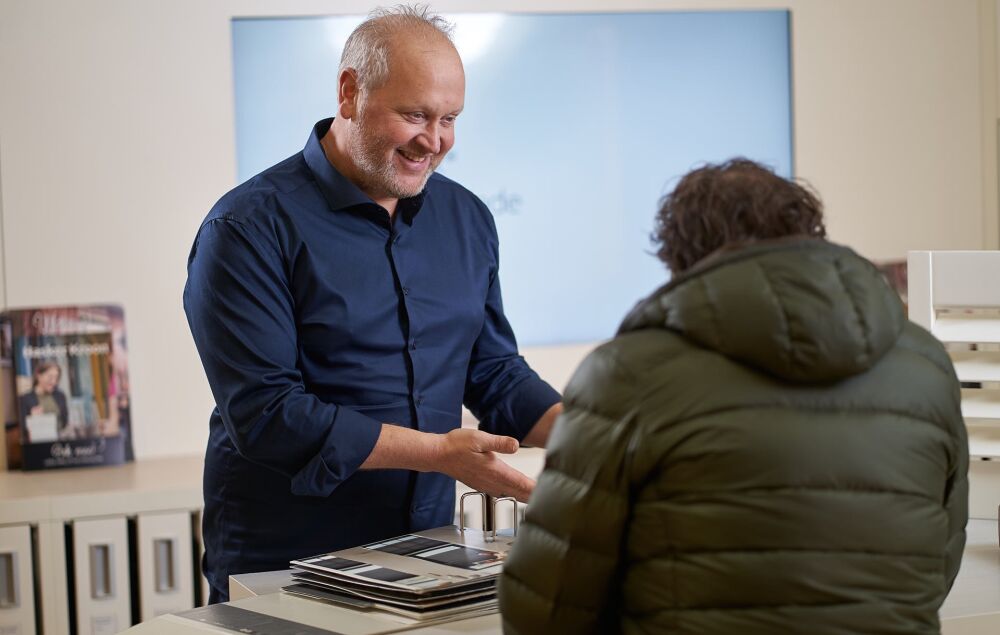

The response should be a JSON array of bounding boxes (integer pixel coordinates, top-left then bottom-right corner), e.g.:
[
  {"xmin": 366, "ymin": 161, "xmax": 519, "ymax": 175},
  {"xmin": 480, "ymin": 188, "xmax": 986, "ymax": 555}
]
[{"xmin": 416, "ymin": 122, "xmax": 443, "ymax": 154}]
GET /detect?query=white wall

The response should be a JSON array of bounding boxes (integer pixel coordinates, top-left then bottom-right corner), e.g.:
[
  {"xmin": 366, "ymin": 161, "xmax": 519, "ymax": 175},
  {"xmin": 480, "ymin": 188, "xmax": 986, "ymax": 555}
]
[{"xmin": 0, "ymin": 0, "xmax": 995, "ymax": 460}]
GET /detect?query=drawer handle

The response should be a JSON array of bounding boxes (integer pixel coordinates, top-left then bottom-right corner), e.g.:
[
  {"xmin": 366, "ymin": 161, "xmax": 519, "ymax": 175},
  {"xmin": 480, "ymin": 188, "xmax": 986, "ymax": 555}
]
[
  {"xmin": 89, "ymin": 544, "xmax": 114, "ymax": 599},
  {"xmin": 153, "ymin": 538, "xmax": 176, "ymax": 593},
  {"xmin": 0, "ymin": 551, "xmax": 18, "ymax": 608}
]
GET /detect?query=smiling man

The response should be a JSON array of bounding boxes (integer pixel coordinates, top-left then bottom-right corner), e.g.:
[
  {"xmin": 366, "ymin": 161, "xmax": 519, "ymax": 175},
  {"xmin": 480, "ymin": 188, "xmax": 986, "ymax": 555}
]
[{"xmin": 184, "ymin": 6, "xmax": 562, "ymax": 603}]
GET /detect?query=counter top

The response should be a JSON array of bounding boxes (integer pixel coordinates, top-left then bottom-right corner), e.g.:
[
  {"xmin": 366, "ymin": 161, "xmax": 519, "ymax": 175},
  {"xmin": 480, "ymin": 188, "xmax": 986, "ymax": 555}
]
[
  {"xmin": 124, "ymin": 519, "xmax": 1000, "ymax": 635},
  {"xmin": 0, "ymin": 454, "xmax": 204, "ymax": 524}
]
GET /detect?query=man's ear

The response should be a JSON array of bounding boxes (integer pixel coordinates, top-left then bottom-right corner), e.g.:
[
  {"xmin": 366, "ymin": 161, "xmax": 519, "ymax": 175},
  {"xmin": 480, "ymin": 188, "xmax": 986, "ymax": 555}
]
[{"xmin": 338, "ymin": 69, "xmax": 361, "ymax": 119}]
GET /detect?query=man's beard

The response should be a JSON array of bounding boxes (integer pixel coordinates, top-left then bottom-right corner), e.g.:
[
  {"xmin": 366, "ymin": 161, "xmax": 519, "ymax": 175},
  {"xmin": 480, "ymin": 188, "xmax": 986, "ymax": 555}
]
[{"xmin": 351, "ymin": 115, "xmax": 436, "ymax": 201}]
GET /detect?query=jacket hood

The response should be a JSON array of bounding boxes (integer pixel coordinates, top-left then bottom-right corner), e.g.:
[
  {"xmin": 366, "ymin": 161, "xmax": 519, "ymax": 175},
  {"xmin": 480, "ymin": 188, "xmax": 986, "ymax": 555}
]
[{"xmin": 619, "ymin": 239, "xmax": 905, "ymax": 384}]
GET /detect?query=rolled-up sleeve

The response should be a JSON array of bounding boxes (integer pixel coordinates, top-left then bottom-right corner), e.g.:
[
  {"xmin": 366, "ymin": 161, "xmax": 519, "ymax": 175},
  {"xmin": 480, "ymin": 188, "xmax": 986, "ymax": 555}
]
[
  {"xmin": 463, "ymin": 217, "xmax": 560, "ymax": 441},
  {"xmin": 183, "ymin": 216, "xmax": 382, "ymax": 497}
]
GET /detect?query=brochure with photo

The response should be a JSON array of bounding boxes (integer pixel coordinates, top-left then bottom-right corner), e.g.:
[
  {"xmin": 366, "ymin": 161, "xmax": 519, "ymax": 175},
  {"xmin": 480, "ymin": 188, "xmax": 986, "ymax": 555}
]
[{"xmin": 2, "ymin": 304, "xmax": 133, "ymax": 471}]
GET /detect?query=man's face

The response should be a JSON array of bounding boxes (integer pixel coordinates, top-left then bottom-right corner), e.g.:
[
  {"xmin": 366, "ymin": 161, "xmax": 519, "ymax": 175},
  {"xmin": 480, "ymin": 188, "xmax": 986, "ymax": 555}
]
[{"xmin": 347, "ymin": 39, "xmax": 465, "ymax": 202}]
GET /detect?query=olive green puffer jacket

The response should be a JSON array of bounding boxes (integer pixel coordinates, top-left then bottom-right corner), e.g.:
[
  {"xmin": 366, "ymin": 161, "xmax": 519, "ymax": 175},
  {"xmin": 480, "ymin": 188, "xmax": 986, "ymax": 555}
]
[{"xmin": 498, "ymin": 239, "xmax": 968, "ymax": 635}]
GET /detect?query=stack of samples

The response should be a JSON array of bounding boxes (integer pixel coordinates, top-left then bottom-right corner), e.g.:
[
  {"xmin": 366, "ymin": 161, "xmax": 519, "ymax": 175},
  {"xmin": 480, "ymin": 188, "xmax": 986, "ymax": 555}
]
[{"xmin": 285, "ymin": 526, "xmax": 514, "ymax": 622}]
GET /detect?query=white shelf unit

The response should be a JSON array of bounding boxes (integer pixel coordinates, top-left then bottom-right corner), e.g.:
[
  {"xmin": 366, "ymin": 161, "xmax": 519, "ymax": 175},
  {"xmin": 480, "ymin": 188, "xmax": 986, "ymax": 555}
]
[
  {"xmin": 0, "ymin": 456, "xmax": 204, "ymax": 633},
  {"xmin": 909, "ymin": 250, "xmax": 1000, "ymax": 520}
]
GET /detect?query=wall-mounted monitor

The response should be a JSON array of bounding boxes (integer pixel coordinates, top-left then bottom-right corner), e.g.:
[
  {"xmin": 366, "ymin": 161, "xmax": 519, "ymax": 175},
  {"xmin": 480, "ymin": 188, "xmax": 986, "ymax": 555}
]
[{"xmin": 232, "ymin": 10, "xmax": 792, "ymax": 346}]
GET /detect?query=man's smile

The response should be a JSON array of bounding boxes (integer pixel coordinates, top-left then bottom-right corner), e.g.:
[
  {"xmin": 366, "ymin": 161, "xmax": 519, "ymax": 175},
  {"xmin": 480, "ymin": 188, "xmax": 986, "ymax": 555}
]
[{"xmin": 397, "ymin": 148, "xmax": 430, "ymax": 167}]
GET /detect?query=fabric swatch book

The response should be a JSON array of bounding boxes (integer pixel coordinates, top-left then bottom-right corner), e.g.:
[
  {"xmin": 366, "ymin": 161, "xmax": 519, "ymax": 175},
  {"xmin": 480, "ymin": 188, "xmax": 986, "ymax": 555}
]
[{"xmin": 286, "ymin": 525, "xmax": 515, "ymax": 622}]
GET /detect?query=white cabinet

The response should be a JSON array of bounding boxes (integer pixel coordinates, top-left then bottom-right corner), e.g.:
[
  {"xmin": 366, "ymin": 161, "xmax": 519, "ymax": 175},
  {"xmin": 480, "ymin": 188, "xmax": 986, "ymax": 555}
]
[
  {"xmin": 0, "ymin": 524, "xmax": 36, "ymax": 635},
  {"xmin": 0, "ymin": 456, "xmax": 204, "ymax": 633},
  {"xmin": 136, "ymin": 511, "xmax": 195, "ymax": 620}
]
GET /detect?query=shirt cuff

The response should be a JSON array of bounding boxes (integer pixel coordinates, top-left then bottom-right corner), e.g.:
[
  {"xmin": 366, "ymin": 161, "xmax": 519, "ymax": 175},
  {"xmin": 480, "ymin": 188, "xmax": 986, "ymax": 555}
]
[
  {"xmin": 290, "ymin": 406, "xmax": 383, "ymax": 497},
  {"xmin": 487, "ymin": 379, "xmax": 562, "ymax": 442}
]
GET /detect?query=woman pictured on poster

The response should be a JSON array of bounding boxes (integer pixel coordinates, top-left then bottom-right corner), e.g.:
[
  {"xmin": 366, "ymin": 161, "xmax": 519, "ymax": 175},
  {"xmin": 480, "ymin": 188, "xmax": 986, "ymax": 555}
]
[{"xmin": 19, "ymin": 361, "xmax": 69, "ymax": 442}]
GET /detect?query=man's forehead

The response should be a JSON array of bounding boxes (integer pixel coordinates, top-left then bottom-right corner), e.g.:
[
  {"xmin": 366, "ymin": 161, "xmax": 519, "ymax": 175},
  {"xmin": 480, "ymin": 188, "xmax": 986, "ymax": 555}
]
[
  {"xmin": 376, "ymin": 39, "xmax": 464, "ymax": 102},
  {"xmin": 387, "ymin": 36, "xmax": 462, "ymax": 71}
]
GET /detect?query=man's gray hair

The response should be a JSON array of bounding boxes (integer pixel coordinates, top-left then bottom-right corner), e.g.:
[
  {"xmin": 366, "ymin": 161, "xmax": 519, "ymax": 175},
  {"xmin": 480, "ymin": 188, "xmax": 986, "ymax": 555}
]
[{"xmin": 340, "ymin": 4, "xmax": 455, "ymax": 94}]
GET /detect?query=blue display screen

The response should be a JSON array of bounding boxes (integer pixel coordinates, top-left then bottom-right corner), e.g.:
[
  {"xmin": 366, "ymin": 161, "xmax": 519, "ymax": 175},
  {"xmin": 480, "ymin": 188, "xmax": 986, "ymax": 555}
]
[{"xmin": 232, "ymin": 11, "xmax": 792, "ymax": 345}]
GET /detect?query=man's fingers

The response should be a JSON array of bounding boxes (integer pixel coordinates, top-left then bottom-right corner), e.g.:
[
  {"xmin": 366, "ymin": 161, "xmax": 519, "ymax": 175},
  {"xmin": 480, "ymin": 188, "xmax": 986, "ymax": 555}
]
[
  {"xmin": 475, "ymin": 431, "xmax": 519, "ymax": 454},
  {"xmin": 492, "ymin": 462, "xmax": 535, "ymax": 502},
  {"xmin": 510, "ymin": 475, "xmax": 536, "ymax": 503}
]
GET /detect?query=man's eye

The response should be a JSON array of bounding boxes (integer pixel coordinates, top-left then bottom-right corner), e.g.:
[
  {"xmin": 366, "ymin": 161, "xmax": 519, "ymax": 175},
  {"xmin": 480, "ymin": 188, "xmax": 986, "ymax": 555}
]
[
  {"xmin": 408, "ymin": 112, "xmax": 426, "ymax": 122},
  {"xmin": 442, "ymin": 116, "xmax": 457, "ymax": 126}
]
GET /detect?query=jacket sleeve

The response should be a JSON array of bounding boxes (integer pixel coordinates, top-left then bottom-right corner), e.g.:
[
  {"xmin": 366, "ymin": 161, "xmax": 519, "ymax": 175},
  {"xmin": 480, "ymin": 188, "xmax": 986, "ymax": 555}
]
[
  {"xmin": 183, "ymin": 217, "xmax": 383, "ymax": 497},
  {"xmin": 497, "ymin": 347, "xmax": 639, "ymax": 634},
  {"xmin": 462, "ymin": 212, "xmax": 560, "ymax": 441}
]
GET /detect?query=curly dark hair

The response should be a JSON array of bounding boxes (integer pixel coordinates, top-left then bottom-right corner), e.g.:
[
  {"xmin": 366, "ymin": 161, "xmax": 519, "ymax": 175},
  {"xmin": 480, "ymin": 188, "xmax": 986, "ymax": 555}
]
[{"xmin": 653, "ymin": 158, "xmax": 826, "ymax": 273}]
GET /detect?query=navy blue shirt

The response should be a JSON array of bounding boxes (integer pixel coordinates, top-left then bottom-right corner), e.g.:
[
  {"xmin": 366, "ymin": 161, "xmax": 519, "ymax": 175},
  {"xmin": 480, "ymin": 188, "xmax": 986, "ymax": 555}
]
[{"xmin": 184, "ymin": 119, "xmax": 560, "ymax": 601}]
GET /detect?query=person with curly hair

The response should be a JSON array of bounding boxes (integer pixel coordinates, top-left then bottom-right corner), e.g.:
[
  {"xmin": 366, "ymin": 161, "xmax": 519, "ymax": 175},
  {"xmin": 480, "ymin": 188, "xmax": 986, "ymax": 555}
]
[{"xmin": 499, "ymin": 158, "xmax": 968, "ymax": 634}]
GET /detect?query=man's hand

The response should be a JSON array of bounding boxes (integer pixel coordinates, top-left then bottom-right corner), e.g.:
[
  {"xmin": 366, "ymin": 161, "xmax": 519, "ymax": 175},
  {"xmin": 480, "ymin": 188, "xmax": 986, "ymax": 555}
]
[
  {"xmin": 436, "ymin": 428, "xmax": 535, "ymax": 502},
  {"xmin": 360, "ymin": 424, "xmax": 536, "ymax": 502}
]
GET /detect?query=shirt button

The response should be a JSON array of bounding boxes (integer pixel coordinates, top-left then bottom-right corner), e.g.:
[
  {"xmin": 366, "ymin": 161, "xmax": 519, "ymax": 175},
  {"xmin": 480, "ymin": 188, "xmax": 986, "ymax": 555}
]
[
  {"xmin": 402, "ymin": 287, "xmax": 410, "ymax": 295},
  {"xmin": 410, "ymin": 341, "xmax": 417, "ymax": 350},
  {"xmin": 416, "ymin": 396, "xmax": 424, "ymax": 405}
]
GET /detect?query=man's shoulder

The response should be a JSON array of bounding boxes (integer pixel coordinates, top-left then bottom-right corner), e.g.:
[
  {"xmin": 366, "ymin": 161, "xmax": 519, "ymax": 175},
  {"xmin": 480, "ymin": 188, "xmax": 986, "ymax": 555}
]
[
  {"xmin": 426, "ymin": 170, "xmax": 468, "ymax": 192},
  {"xmin": 425, "ymin": 172, "xmax": 486, "ymax": 209},
  {"xmin": 424, "ymin": 172, "xmax": 495, "ymax": 238},
  {"xmin": 207, "ymin": 152, "xmax": 313, "ymax": 225}
]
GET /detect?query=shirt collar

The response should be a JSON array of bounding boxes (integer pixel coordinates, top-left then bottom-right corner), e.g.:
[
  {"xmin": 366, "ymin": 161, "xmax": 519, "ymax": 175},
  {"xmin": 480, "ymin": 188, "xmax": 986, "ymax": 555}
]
[{"xmin": 303, "ymin": 118, "xmax": 426, "ymax": 225}]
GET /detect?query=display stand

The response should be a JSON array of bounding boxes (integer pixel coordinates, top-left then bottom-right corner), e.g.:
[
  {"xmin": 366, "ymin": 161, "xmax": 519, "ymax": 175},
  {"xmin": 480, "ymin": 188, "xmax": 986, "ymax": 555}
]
[
  {"xmin": 908, "ymin": 250, "xmax": 1000, "ymax": 633},
  {"xmin": 908, "ymin": 250, "xmax": 1000, "ymax": 520}
]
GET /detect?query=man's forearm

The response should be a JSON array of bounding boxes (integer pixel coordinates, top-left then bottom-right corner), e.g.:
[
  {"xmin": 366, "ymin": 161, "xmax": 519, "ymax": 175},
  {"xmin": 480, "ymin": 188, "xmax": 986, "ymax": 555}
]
[
  {"xmin": 359, "ymin": 424, "xmax": 442, "ymax": 471},
  {"xmin": 521, "ymin": 402, "xmax": 563, "ymax": 448}
]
